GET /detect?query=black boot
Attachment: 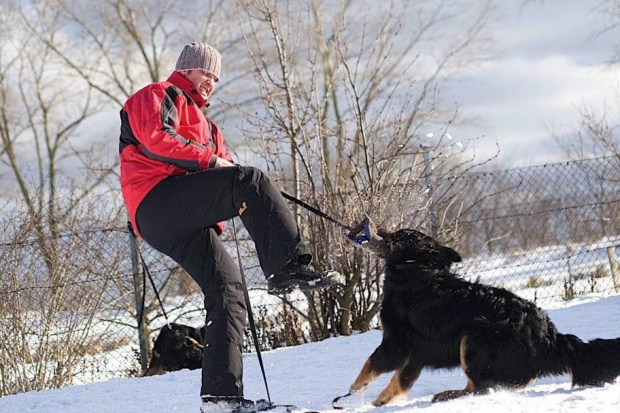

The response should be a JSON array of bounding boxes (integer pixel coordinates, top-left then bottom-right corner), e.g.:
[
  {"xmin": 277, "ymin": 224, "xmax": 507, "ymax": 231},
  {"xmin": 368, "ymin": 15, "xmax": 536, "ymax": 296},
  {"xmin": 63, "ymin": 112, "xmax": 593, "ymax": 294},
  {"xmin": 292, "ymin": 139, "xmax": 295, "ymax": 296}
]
[
  {"xmin": 267, "ymin": 256, "xmax": 339, "ymax": 295},
  {"xmin": 201, "ymin": 396, "xmax": 271, "ymax": 412}
]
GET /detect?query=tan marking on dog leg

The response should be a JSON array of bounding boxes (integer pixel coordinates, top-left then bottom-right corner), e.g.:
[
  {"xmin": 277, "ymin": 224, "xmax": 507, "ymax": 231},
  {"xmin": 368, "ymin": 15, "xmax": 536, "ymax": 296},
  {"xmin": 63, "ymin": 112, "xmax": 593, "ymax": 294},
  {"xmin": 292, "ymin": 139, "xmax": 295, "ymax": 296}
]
[
  {"xmin": 460, "ymin": 338, "xmax": 467, "ymax": 370},
  {"xmin": 432, "ymin": 337, "xmax": 476, "ymax": 402},
  {"xmin": 373, "ymin": 371, "xmax": 403, "ymax": 406},
  {"xmin": 141, "ymin": 365, "xmax": 165, "ymax": 377},
  {"xmin": 349, "ymin": 358, "xmax": 380, "ymax": 393},
  {"xmin": 186, "ymin": 336, "xmax": 204, "ymax": 349},
  {"xmin": 372, "ymin": 367, "xmax": 421, "ymax": 406},
  {"xmin": 238, "ymin": 201, "xmax": 248, "ymax": 215}
]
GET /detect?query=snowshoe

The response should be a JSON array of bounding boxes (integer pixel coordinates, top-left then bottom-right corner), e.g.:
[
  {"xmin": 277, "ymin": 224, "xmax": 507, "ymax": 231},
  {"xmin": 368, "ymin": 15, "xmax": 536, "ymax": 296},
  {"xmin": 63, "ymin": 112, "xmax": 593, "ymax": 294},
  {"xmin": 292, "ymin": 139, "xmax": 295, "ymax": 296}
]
[{"xmin": 201, "ymin": 396, "xmax": 272, "ymax": 412}]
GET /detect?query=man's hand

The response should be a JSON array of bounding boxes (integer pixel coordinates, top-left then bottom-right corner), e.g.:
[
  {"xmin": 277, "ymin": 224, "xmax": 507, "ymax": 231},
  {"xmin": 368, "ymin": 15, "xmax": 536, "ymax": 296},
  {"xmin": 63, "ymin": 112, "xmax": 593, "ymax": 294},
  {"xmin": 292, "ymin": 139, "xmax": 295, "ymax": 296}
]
[{"xmin": 214, "ymin": 157, "xmax": 235, "ymax": 168}]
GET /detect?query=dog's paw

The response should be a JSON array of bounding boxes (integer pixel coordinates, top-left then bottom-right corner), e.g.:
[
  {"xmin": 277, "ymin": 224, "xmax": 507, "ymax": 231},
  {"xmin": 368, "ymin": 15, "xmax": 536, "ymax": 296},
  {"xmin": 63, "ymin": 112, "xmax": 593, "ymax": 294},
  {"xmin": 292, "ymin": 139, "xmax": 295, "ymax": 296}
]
[
  {"xmin": 373, "ymin": 392, "xmax": 406, "ymax": 407},
  {"xmin": 372, "ymin": 385, "xmax": 409, "ymax": 407},
  {"xmin": 432, "ymin": 389, "xmax": 469, "ymax": 403},
  {"xmin": 371, "ymin": 396, "xmax": 390, "ymax": 407}
]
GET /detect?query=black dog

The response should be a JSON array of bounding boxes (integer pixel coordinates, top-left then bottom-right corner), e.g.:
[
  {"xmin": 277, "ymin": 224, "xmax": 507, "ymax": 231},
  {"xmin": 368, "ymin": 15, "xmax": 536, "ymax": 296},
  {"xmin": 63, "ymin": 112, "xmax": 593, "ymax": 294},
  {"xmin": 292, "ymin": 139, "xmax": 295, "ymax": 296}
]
[
  {"xmin": 141, "ymin": 323, "xmax": 204, "ymax": 377},
  {"xmin": 346, "ymin": 219, "xmax": 620, "ymax": 405}
]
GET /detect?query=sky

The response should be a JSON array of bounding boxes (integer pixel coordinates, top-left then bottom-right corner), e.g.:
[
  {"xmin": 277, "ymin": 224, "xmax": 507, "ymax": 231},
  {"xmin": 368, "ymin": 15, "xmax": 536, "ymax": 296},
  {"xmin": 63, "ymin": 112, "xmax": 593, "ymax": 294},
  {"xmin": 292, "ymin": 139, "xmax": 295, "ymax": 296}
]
[
  {"xmin": 18, "ymin": 0, "xmax": 620, "ymax": 177},
  {"xmin": 0, "ymin": 293, "xmax": 618, "ymax": 413},
  {"xmin": 443, "ymin": 0, "xmax": 620, "ymax": 167}
]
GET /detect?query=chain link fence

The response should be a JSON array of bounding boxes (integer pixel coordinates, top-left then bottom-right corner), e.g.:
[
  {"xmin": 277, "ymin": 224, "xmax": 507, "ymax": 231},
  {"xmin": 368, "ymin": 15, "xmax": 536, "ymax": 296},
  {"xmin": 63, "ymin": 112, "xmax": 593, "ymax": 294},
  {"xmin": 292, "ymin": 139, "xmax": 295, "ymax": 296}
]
[
  {"xmin": 430, "ymin": 156, "xmax": 620, "ymax": 304},
  {"xmin": 1, "ymin": 156, "xmax": 620, "ymax": 396}
]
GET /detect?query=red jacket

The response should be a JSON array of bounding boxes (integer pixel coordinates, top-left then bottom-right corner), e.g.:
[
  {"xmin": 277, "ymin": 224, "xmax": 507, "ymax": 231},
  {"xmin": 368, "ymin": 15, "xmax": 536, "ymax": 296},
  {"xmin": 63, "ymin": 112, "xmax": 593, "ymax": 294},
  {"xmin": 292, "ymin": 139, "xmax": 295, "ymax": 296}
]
[{"xmin": 119, "ymin": 71, "xmax": 232, "ymax": 237}]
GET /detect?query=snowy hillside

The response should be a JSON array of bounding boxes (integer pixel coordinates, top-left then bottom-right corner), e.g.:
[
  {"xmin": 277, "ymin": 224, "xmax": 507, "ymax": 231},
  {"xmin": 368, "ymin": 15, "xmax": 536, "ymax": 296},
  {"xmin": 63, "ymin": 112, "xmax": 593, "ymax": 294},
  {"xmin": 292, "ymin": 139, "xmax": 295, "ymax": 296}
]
[{"xmin": 0, "ymin": 294, "xmax": 619, "ymax": 413}]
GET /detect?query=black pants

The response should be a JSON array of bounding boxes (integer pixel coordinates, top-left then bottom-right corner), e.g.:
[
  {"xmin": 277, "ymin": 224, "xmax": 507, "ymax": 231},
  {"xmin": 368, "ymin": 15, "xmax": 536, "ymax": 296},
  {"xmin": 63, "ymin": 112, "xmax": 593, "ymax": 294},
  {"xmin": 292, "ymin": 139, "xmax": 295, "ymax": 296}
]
[{"xmin": 136, "ymin": 166, "xmax": 310, "ymax": 397}]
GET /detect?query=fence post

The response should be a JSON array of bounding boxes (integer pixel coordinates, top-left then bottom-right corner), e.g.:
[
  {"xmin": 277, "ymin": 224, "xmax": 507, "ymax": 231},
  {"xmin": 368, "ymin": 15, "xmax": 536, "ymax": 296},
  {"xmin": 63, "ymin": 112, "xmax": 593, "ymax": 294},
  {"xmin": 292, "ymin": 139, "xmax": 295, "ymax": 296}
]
[
  {"xmin": 560, "ymin": 194, "xmax": 574, "ymax": 298},
  {"xmin": 127, "ymin": 221, "xmax": 148, "ymax": 372},
  {"xmin": 421, "ymin": 143, "xmax": 439, "ymax": 238},
  {"xmin": 606, "ymin": 246, "xmax": 620, "ymax": 293}
]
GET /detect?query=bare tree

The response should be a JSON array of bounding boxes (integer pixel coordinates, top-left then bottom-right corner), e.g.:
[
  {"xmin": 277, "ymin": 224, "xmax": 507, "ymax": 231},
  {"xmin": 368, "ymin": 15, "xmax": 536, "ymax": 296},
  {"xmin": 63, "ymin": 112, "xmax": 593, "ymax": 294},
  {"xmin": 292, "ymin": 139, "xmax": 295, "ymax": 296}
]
[
  {"xmin": 0, "ymin": 1, "xmax": 132, "ymax": 393},
  {"xmin": 0, "ymin": 0, "xmax": 115, "ymax": 264},
  {"xmin": 234, "ymin": 0, "xmax": 495, "ymax": 336},
  {"xmin": 31, "ymin": 0, "xmax": 251, "ymax": 119},
  {"xmin": 0, "ymin": 196, "xmax": 134, "ymax": 395}
]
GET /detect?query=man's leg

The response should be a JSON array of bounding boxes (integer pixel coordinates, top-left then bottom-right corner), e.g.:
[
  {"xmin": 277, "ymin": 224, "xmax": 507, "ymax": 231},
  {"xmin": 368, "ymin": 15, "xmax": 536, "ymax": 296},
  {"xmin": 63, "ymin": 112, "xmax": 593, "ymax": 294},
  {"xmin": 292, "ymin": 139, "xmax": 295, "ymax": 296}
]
[
  {"xmin": 139, "ymin": 227, "xmax": 247, "ymax": 397},
  {"xmin": 136, "ymin": 166, "xmax": 310, "ymax": 275},
  {"xmin": 230, "ymin": 166, "xmax": 310, "ymax": 275}
]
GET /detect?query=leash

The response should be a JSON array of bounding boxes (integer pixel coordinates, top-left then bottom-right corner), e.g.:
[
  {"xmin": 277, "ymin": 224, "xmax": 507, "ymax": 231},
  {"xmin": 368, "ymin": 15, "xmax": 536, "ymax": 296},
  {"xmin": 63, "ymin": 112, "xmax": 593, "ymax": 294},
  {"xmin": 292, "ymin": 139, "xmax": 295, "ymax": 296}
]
[
  {"xmin": 280, "ymin": 191, "xmax": 379, "ymax": 249},
  {"xmin": 332, "ymin": 392, "xmax": 352, "ymax": 410},
  {"xmin": 128, "ymin": 222, "xmax": 171, "ymax": 328},
  {"xmin": 280, "ymin": 191, "xmax": 356, "ymax": 233}
]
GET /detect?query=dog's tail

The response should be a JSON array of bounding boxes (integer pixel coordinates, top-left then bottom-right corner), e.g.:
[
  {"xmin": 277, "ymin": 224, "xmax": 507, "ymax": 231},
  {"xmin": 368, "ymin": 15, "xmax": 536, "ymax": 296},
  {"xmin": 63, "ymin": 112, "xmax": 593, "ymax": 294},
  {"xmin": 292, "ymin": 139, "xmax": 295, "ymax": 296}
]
[{"xmin": 556, "ymin": 333, "xmax": 620, "ymax": 386}]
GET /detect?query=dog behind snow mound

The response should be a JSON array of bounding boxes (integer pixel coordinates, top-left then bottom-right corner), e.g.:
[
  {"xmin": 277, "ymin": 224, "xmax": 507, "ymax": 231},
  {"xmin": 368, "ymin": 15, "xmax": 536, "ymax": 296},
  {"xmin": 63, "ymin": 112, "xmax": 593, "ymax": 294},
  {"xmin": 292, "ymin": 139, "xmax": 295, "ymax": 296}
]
[
  {"xmin": 344, "ymin": 218, "xmax": 620, "ymax": 406},
  {"xmin": 140, "ymin": 323, "xmax": 204, "ymax": 377}
]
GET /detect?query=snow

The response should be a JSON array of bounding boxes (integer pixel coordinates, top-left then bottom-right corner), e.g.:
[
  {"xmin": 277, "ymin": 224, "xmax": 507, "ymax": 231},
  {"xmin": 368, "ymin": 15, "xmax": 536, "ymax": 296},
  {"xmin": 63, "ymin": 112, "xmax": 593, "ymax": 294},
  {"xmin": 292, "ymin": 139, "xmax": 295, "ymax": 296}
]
[{"xmin": 1, "ymin": 294, "xmax": 619, "ymax": 413}]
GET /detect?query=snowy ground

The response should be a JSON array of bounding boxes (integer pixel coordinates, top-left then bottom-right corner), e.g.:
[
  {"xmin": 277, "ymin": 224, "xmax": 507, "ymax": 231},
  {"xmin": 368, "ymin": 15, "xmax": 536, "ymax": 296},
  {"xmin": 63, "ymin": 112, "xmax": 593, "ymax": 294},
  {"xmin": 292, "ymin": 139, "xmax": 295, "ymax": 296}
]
[{"xmin": 1, "ymin": 293, "xmax": 619, "ymax": 413}]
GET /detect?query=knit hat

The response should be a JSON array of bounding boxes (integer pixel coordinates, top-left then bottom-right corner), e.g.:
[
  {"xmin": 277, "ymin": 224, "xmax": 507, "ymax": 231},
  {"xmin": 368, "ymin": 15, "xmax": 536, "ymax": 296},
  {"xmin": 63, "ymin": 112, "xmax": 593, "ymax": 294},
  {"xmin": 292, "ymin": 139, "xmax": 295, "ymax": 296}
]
[{"xmin": 175, "ymin": 42, "xmax": 221, "ymax": 82}]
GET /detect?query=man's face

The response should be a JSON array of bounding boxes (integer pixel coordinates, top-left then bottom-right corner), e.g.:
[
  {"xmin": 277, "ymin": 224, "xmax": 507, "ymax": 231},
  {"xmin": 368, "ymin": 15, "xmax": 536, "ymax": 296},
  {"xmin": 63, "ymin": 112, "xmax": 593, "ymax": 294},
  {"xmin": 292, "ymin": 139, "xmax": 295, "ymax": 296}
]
[{"xmin": 185, "ymin": 70, "xmax": 218, "ymax": 100}]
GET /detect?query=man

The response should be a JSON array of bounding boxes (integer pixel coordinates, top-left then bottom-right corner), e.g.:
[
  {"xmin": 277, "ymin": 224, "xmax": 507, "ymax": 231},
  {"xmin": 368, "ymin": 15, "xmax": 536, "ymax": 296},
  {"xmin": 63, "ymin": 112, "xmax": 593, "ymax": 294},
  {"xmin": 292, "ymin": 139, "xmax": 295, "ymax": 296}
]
[{"xmin": 119, "ymin": 42, "xmax": 338, "ymax": 412}]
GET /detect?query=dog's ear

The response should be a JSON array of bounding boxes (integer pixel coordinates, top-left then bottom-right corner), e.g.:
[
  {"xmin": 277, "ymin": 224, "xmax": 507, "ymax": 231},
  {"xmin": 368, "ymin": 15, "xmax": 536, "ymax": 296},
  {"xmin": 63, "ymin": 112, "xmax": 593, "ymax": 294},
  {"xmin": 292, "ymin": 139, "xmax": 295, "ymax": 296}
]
[
  {"xmin": 443, "ymin": 246, "xmax": 462, "ymax": 263},
  {"xmin": 345, "ymin": 214, "xmax": 390, "ymax": 257}
]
